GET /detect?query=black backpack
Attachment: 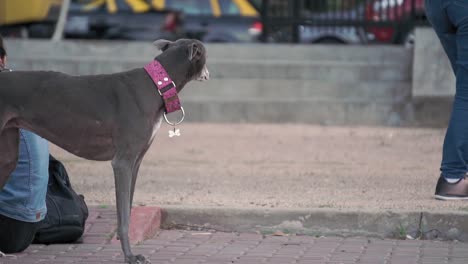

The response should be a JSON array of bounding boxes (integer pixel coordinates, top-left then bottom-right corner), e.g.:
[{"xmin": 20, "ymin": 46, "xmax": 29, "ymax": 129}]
[{"xmin": 33, "ymin": 155, "xmax": 89, "ymax": 244}]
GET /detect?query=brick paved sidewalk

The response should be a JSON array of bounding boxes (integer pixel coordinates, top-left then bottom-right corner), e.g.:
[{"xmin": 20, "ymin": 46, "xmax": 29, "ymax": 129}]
[
  {"xmin": 2, "ymin": 230, "xmax": 468, "ymax": 264},
  {"xmin": 1, "ymin": 208, "xmax": 468, "ymax": 264}
]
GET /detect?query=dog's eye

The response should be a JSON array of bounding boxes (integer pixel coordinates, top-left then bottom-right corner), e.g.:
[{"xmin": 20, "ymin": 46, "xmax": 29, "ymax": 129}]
[{"xmin": 161, "ymin": 44, "xmax": 170, "ymax": 51}]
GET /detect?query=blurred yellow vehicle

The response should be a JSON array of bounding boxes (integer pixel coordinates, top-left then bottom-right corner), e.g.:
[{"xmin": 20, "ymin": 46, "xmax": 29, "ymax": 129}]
[
  {"xmin": 0, "ymin": 0, "xmax": 63, "ymax": 38},
  {"xmin": 65, "ymin": 0, "xmax": 262, "ymax": 42}
]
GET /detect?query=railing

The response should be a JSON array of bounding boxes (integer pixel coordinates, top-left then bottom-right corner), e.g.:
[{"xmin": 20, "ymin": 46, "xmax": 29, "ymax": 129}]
[{"xmin": 260, "ymin": 0, "xmax": 429, "ymax": 44}]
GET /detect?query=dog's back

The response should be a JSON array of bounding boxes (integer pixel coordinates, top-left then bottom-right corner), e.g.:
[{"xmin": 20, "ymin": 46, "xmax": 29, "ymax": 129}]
[{"xmin": 0, "ymin": 69, "xmax": 155, "ymax": 160}]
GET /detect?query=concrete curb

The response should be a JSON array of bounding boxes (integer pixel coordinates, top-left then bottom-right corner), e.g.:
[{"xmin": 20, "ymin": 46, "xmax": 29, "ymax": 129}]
[
  {"xmin": 110, "ymin": 206, "xmax": 162, "ymax": 245},
  {"xmin": 160, "ymin": 206, "xmax": 468, "ymax": 242},
  {"xmin": 128, "ymin": 206, "xmax": 162, "ymax": 243}
]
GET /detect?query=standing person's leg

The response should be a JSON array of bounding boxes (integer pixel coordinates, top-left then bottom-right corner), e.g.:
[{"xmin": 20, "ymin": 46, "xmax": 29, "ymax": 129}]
[
  {"xmin": 427, "ymin": 0, "xmax": 468, "ymax": 199},
  {"xmin": 425, "ymin": 0, "xmax": 458, "ymax": 72},
  {"xmin": 443, "ymin": 2, "xmax": 468, "ymax": 178}
]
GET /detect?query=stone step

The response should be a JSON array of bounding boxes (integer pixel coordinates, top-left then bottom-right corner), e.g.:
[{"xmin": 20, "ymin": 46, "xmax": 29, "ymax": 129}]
[
  {"xmin": 3, "ymin": 39, "xmax": 416, "ymax": 126},
  {"xmin": 6, "ymin": 39, "xmax": 412, "ymax": 82},
  {"xmin": 5, "ymin": 38, "xmax": 411, "ymax": 64},
  {"xmin": 183, "ymin": 78, "xmax": 411, "ymax": 100},
  {"xmin": 10, "ymin": 57, "xmax": 411, "ymax": 82},
  {"xmin": 177, "ymin": 98, "xmax": 411, "ymax": 126},
  {"xmin": 205, "ymin": 60, "xmax": 411, "ymax": 81},
  {"xmin": 206, "ymin": 44, "xmax": 412, "ymax": 64}
]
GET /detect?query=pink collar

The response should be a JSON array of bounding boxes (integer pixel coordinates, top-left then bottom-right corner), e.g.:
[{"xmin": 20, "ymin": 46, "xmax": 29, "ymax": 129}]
[{"xmin": 144, "ymin": 60, "xmax": 181, "ymax": 114}]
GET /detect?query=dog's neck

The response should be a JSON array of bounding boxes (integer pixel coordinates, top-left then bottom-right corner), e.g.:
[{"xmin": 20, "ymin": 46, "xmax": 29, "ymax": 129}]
[{"xmin": 154, "ymin": 53, "xmax": 193, "ymax": 93}]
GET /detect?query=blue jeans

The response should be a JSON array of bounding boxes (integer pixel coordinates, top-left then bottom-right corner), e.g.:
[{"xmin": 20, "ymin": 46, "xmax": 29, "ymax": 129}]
[
  {"xmin": 425, "ymin": 0, "xmax": 468, "ymax": 179},
  {"xmin": 0, "ymin": 129, "xmax": 49, "ymax": 222}
]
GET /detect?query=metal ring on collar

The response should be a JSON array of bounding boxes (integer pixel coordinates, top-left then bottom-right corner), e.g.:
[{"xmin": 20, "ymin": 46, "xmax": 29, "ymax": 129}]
[{"xmin": 163, "ymin": 107, "xmax": 185, "ymax": 126}]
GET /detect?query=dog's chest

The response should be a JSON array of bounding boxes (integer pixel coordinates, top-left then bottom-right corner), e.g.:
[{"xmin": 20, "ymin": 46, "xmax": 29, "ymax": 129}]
[{"xmin": 149, "ymin": 112, "xmax": 164, "ymax": 143}]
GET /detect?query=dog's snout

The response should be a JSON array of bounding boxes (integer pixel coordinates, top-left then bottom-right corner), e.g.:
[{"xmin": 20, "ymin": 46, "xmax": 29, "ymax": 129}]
[{"xmin": 197, "ymin": 65, "xmax": 210, "ymax": 81}]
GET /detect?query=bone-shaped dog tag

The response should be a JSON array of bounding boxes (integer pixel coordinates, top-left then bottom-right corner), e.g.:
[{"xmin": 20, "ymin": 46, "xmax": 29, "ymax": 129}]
[{"xmin": 169, "ymin": 127, "xmax": 181, "ymax": 138}]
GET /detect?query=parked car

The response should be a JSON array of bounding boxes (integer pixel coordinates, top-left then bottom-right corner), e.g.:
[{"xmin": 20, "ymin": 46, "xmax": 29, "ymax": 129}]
[
  {"xmin": 265, "ymin": 2, "xmax": 366, "ymax": 44},
  {"xmin": 276, "ymin": 23, "xmax": 365, "ymax": 44},
  {"xmin": 364, "ymin": 0, "xmax": 426, "ymax": 45},
  {"xmin": 64, "ymin": 0, "xmax": 262, "ymax": 42},
  {"xmin": 300, "ymin": 5, "xmax": 366, "ymax": 44}
]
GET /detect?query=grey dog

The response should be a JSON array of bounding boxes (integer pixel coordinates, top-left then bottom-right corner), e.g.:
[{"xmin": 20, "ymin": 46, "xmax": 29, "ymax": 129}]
[{"xmin": 0, "ymin": 39, "xmax": 209, "ymax": 264}]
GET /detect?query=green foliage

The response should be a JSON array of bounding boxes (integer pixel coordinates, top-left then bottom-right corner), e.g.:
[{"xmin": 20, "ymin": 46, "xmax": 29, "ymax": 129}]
[{"xmin": 398, "ymin": 223, "xmax": 407, "ymax": 239}]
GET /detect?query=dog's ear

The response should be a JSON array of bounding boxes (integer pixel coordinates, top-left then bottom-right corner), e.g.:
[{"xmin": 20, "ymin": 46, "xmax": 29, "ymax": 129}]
[
  {"xmin": 153, "ymin": 39, "xmax": 172, "ymax": 51},
  {"xmin": 188, "ymin": 42, "xmax": 202, "ymax": 61}
]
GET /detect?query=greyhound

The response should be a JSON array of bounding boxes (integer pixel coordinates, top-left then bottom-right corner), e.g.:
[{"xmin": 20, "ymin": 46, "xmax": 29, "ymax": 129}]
[{"xmin": 0, "ymin": 38, "xmax": 209, "ymax": 264}]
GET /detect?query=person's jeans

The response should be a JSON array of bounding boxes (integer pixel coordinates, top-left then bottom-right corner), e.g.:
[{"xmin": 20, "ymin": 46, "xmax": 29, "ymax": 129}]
[
  {"xmin": 0, "ymin": 129, "xmax": 49, "ymax": 222},
  {"xmin": 425, "ymin": 0, "xmax": 468, "ymax": 179},
  {"xmin": 0, "ymin": 129, "xmax": 48, "ymax": 253}
]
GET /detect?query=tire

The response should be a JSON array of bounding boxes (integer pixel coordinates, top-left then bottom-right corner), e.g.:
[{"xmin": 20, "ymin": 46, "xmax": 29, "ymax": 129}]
[
  {"xmin": 314, "ymin": 37, "xmax": 346, "ymax": 44},
  {"xmin": 402, "ymin": 29, "xmax": 415, "ymax": 48},
  {"xmin": 28, "ymin": 24, "xmax": 55, "ymax": 39},
  {"xmin": 0, "ymin": 26, "xmax": 29, "ymax": 38}
]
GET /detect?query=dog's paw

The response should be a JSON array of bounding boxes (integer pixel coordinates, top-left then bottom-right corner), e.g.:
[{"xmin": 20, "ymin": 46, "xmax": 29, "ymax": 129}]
[{"xmin": 127, "ymin": 254, "xmax": 151, "ymax": 264}]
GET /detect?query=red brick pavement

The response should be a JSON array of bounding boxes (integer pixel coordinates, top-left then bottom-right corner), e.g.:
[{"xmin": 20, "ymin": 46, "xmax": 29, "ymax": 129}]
[
  {"xmin": 1, "ymin": 207, "xmax": 468, "ymax": 264},
  {"xmin": 81, "ymin": 206, "xmax": 161, "ymax": 245},
  {"xmin": 82, "ymin": 207, "xmax": 118, "ymax": 245}
]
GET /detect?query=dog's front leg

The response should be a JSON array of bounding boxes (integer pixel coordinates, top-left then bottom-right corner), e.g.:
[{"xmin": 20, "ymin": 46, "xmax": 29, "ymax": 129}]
[
  {"xmin": 130, "ymin": 149, "xmax": 149, "ymax": 209},
  {"xmin": 112, "ymin": 157, "xmax": 150, "ymax": 264}
]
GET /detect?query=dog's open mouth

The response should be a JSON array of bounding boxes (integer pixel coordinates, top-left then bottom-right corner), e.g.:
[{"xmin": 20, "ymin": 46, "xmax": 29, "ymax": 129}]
[{"xmin": 197, "ymin": 65, "xmax": 210, "ymax": 81}]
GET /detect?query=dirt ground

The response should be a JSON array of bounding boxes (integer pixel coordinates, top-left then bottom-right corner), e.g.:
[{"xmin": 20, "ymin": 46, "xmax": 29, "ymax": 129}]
[{"xmin": 49, "ymin": 123, "xmax": 467, "ymax": 211}]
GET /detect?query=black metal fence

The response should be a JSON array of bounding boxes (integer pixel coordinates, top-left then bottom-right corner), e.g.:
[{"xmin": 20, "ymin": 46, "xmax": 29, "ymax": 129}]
[{"xmin": 260, "ymin": 0, "xmax": 429, "ymax": 45}]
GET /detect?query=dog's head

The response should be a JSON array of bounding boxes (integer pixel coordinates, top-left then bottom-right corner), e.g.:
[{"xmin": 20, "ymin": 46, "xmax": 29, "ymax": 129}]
[{"xmin": 153, "ymin": 39, "xmax": 209, "ymax": 82}]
